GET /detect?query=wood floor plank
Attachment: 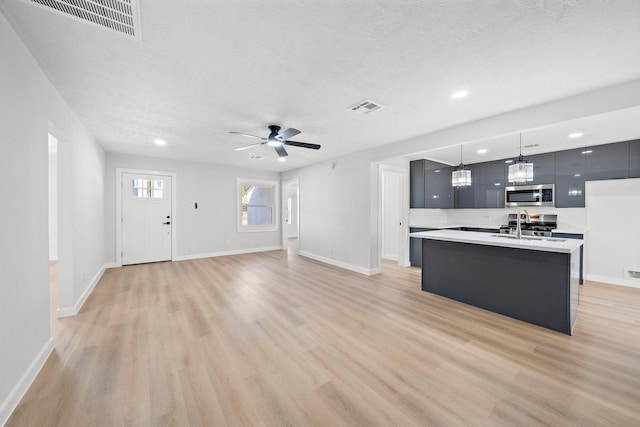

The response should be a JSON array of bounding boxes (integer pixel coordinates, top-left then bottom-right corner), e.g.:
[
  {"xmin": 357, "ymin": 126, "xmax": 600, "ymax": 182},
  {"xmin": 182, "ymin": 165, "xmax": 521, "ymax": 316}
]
[{"xmin": 7, "ymin": 251, "xmax": 640, "ymax": 426}]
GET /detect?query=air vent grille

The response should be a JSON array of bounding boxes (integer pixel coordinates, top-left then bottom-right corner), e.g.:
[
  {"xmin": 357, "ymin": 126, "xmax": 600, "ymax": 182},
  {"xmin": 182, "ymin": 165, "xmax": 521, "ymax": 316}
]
[
  {"xmin": 29, "ymin": 0, "xmax": 140, "ymax": 37},
  {"xmin": 349, "ymin": 99, "xmax": 384, "ymax": 115}
]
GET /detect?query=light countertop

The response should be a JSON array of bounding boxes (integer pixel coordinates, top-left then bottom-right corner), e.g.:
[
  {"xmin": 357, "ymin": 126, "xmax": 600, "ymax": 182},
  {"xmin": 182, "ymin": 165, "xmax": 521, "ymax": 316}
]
[
  {"xmin": 410, "ymin": 229, "xmax": 583, "ymax": 254},
  {"xmin": 410, "ymin": 224, "xmax": 502, "ymax": 230}
]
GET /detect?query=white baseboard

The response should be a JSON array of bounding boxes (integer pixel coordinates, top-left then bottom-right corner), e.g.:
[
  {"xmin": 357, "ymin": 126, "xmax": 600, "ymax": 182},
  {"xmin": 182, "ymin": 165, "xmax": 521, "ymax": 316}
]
[
  {"xmin": 0, "ymin": 338, "xmax": 54, "ymax": 426},
  {"xmin": 585, "ymin": 274, "xmax": 640, "ymax": 289},
  {"xmin": 382, "ymin": 254, "xmax": 399, "ymax": 261},
  {"xmin": 298, "ymin": 251, "xmax": 380, "ymax": 276},
  {"xmin": 174, "ymin": 246, "xmax": 283, "ymax": 262},
  {"xmin": 57, "ymin": 263, "xmax": 110, "ymax": 318}
]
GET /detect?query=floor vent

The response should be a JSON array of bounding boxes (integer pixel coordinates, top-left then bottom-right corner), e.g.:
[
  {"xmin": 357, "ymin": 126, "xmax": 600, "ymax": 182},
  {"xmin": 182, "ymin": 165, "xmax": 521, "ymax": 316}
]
[
  {"xmin": 625, "ymin": 268, "xmax": 640, "ymax": 280},
  {"xmin": 349, "ymin": 99, "xmax": 384, "ymax": 115},
  {"xmin": 29, "ymin": 0, "xmax": 141, "ymax": 38}
]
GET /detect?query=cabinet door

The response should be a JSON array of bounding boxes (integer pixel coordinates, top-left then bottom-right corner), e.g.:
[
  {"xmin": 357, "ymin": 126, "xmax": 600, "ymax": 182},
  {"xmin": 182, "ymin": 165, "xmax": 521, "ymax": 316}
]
[
  {"xmin": 479, "ymin": 160, "xmax": 507, "ymax": 208},
  {"xmin": 554, "ymin": 148, "xmax": 586, "ymax": 208},
  {"xmin": 585, "ymin": 141, "xmax": 629, "ymax": 181},
  {"xmin": 454, "ymin": 164, "xmax": 480, "ymax": 208},
  {"xmin": 526, "ymin": 152, "xmax": 555, "ymax": 185},
  {"xmin": 629, "ymin": 140, "xmax": 640, "ymax": 178},
  {"xmin": 410, "ymin": 160, "xmax": 425, "ymax": 208},
  {"xmin": 424, "ymin": 161, "xmax": 454, "ymax": 209}
]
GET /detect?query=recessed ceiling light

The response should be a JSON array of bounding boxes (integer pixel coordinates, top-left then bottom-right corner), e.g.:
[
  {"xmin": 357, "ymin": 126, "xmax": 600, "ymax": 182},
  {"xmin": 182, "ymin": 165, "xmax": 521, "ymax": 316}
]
[
  {"xmin": 494, "ymin": 183, "xmax": 501, "ymax": 186},
  {"xmin": 434, "ymin": 169, "xmax": 441, "ymax": 173},
  {"xmin": 581, "ymin": 150, "xmax": 593, "ymax": 154},
  {"xmin": 574, "ymin": 173, "xmax": 581, "ymax": 177},
  {"xmin": 451, "ymin": 90, "xmax": 469, "ymax": 99},
  {"xmin": 154, "ymin": 139, "xmax": 166, "ymax": 146},
  {"xmin": 505, "ymin": 159, "xmax": 514, "ymax": 164},
  {"xmin": 278, "ymin": 157, "xmax": 286, "ymax": 162},
  {"xmin": 568, "ymin": 132, "xmax": 583, "ymax": 139},
  {"xmin": 477, "ymin": 149, "xmax": 487, "ymax": 154}
]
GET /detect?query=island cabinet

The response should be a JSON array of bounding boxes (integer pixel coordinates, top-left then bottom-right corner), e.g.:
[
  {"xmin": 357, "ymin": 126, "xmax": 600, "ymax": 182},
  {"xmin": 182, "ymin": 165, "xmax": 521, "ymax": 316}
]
[
  {"xmin": 412, "ymin": 230, "xmax": 582, "ymax": 335},
  {"xmin": 410, "ymin": 160, "xmax": 426, "ymax": 208},
  {"xmin": 630, "ymin": 139, "xmax": 640, "ymax": 178},
  {"xmin": 555, "ymin": 148, "xmax": 586, "ymax": 208},
  {"xmin": 424, "ymin": 160, "xmax": 454, "ymax": 209},
  {"xmin": 585, "ymin": 141, "xmax": 629, "ymax": 181}
]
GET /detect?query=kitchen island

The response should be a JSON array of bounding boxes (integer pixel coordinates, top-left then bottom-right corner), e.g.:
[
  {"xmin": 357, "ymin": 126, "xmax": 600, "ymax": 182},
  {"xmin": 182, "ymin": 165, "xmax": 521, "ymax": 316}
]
[{"xmin": 410, "ymin": 230, "xmax": 583, "ymax": 335}]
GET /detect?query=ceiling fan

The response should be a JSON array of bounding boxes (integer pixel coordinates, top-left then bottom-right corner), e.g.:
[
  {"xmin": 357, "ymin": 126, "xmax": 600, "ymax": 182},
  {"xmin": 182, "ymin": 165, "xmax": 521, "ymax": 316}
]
[{"xmin": 230, "ymin": 125, "xmax": 321, "ymax": 157}]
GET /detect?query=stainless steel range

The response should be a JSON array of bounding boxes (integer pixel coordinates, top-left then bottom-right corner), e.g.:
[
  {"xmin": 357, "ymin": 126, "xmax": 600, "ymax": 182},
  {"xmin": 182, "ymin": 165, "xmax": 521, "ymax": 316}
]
[{"xmin": 499, "ymin": 213, "xmax": 557, "ymax": 237}]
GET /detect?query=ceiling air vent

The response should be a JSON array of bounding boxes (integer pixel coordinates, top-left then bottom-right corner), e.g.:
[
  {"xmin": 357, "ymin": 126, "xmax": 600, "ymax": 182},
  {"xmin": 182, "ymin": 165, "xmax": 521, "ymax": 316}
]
[
  {"xmin": 29, "ymin": 0, "xmax": 141, "ymax": 38},
  {"xmin": 349, "ymin": 99, "xmax": 384, "ymax": 115}
]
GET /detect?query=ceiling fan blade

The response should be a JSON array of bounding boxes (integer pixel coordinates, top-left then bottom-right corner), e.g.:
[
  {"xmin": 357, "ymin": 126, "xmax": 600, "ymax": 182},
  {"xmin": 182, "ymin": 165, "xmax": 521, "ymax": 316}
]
[
  {"xmin": 274, "ymin": 144, "xmax": 288, "ymax": 157},
  {"xmin": 229, "ymin": 131, "xmax": 264, "ymax": 140},
  {"xmin": 283, "ymin": 140, "xmax": 321, "ymax": 150},
  {"xmin": 235, "ymin": 143, "xmax": 263, "ymax": 151},
  {"xmin": 276, "ymin": 127, "xmax": 301, "ymax": 140}
]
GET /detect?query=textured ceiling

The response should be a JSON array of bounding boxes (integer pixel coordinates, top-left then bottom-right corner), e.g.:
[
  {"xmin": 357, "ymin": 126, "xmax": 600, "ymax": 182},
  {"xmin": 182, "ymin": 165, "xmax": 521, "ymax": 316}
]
[{"xmin": 2, "ymin": 0, "xmax": 640, "ymax": 171}]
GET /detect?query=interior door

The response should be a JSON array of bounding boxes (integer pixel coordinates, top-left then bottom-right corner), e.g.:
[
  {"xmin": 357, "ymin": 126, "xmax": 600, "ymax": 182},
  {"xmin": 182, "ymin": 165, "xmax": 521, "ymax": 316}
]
[
  {"xmin": 382, "ymin": 170, "xmax": 402, "ymax": 261},
  {"xmin": 122, "ymin": 173, "xmax": 172, "ymax": 265}
]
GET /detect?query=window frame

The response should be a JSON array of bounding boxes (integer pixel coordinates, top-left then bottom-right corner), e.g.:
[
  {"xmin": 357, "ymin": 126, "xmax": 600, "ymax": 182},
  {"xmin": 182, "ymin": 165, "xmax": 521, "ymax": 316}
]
[{"xmin": 237, "ymin": 178, "xmax": 279, "ymax": 233}]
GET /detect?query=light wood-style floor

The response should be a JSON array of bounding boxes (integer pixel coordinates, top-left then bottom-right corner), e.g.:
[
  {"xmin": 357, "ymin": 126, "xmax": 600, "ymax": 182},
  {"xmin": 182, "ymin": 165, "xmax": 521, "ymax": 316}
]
[{"xmin": 8, "ymin": 250, "xmax": 640, "ymax": 426}]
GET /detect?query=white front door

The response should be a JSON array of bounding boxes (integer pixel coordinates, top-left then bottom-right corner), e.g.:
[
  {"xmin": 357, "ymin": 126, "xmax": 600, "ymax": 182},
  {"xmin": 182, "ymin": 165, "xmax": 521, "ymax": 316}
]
[
  {"xmin": 122, "ymin": 173, "xmax": 172, "ymax": 265},
  {"xmin": 381, "ymin": 170, "xmax": 402, "ymax": 261}
]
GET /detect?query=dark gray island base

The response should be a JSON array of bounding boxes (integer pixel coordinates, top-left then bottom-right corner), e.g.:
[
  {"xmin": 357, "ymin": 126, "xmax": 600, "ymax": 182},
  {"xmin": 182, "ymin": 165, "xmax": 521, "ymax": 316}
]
[{"xmin": 419, "ymin": 236, "xmax": 581, "ymax": 335}]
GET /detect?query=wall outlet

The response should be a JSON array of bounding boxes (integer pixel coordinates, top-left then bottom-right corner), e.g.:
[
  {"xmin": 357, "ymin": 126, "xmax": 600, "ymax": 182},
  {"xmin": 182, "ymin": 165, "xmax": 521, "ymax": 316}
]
[{"xmin": 226, "ymin": 240, "xmax": 231, "ymax": 246}]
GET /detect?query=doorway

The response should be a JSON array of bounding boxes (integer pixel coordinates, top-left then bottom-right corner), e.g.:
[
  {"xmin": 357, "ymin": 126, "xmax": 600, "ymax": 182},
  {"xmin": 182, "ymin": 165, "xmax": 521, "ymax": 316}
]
[
  {"xmin": 47, "ymin": 133, "xmax": 59, "ymax": 334},
  {"xmin": 116, "ymin": 169, "xmax": 177, "ymax": 266},
  {"xmin": 283, "ymin": 179, "xmax": 299, "ymax": 253},
  {"xmin": 378, "ymin": 163, "xmax": 410, "ymax": 270}
]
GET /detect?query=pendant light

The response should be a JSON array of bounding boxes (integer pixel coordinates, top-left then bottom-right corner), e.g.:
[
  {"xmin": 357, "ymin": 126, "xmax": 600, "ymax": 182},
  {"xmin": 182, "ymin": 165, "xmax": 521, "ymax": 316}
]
[
  {"xmin": 508, "ymin": 133, "xmax": 534, "ymax": 184},
  {"xmin": 452, "ymin": 145, "xmax": 472, "ymax": 187}
]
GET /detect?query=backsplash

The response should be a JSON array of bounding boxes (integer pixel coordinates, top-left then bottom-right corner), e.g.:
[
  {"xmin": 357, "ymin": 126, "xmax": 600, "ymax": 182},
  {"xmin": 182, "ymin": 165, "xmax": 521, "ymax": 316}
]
[{"xmin": 411, "ymin": 207, "xmax": 587, "ymax": 232}]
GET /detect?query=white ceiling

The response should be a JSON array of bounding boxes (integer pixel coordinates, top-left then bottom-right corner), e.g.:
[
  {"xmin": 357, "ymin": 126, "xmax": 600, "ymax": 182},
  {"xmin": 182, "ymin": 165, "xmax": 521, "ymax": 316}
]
[{"xmin": 2, "ymin": 0, "xmax": 640, "ymax": 172}]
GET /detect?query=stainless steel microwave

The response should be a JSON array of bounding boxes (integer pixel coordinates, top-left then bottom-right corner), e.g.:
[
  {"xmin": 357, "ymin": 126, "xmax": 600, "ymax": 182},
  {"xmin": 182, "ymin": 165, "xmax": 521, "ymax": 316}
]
[{"xmin": 505, "ymin": 184, "xmax": 554, "ymax": 207}]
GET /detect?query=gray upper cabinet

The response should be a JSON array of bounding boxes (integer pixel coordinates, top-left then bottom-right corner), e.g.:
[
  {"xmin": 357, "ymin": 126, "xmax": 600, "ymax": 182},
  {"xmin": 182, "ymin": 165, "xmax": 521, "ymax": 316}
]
[
  {"xmin": 424, "ymin": 160, "xmax": 454, "ymax": 209},
  {"xmin": 629, "ymin": 140, "xmax": 640, "ymax": 178},
  {"xmin": 454, "ymin": 164, "xmax": 480, "ymax": 209},
  {"xmin": 410, "ymin": 160, "xmax": 425, "ymax": 208},
  {"xmin": 479, "ymin": 160, "xmax": 507, "ymax": 208},
  {"xmin": 526, "ymin": 152, "xmax": 555, "ymax": 185},
  {"xmin": 554, "ymin": 148, "xmax": 586, "ymax": 208},
  {"xmin": 585, "ymin": 141, "xmax": 629, "ymax": 181}
]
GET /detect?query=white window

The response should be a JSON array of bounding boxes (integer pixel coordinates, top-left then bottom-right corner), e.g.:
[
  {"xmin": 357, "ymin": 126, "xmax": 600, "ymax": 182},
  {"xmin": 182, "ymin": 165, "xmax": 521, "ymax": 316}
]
[
  {"xmin": 132, "ymin": 178, "xmax": 164, "ymax": 198},
  {"xmin": 237, "ymin": 179, "xmax": 279, "ymax": 232}
]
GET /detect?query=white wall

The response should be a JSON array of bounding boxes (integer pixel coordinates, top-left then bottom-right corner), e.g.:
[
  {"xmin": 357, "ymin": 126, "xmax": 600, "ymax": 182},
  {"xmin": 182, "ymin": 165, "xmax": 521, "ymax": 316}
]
[
  {"xmin": 48, "ymin": 135, "xmax": 58, "ymax": 261},
  {"xmin": 105, "ymin": 153, "xmax": 282, "ymax": 261},
  {"xmin": 586, "ymin": 178, "xmax": 640, "ymax": 287},
  {"xmin": 0, "ymin": 12, "xmax": 106, "ymax": 424}
]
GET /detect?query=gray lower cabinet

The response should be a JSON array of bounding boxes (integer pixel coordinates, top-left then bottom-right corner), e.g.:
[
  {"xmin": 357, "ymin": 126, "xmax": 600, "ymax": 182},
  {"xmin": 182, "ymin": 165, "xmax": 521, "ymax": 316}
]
[
  {"xmin": 555, "ymin": 148, "xmax": 586, "ymax": 208},
  {"xmin": 630, "ymin": 139, "xmax": 640, "ymax": 178},
  {"xmin": 585, "ymin": 141, "xmax": 629, "ymax": 181},
  {"xmin": 410, "ymin": 228, "xmax": 434, "ymax": 267},
  {"xmin": 410, "ymin": 160, "xmax": 425, "ymax": 208},
  {"xmin": 552, "ymin": 232, "xmax": 584, "ymax": 284},
  {"xmin": 424, "ymin": 161, "xmax": 454, "ymax": 209}
]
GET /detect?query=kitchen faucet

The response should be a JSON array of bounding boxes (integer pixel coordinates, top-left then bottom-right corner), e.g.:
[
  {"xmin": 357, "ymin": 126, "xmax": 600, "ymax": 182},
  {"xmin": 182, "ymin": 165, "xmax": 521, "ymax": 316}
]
[{"xmin": 515, "ymin": 209, "xmax": 530, "ymax": 239}]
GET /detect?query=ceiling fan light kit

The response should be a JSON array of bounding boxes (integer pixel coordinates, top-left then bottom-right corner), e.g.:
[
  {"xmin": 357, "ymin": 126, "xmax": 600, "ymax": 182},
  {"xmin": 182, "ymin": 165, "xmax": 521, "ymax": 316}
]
[{"xmin": 230, "ymin": 125, "xmax": 321, "ymax": 158}]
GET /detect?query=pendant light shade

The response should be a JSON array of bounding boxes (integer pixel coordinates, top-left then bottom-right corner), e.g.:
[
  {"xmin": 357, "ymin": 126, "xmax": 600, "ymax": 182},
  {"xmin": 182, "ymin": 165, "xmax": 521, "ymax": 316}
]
[
  {"xmin": 452, "ymin": 145, "xmax": 472, "ymax": 187},
  {"xmin": 508, "ymin": 134, "xmax": 534, "ymax": 184}
]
